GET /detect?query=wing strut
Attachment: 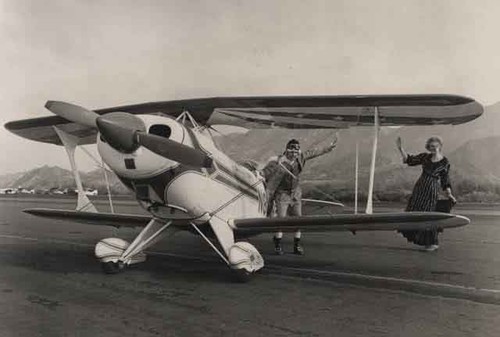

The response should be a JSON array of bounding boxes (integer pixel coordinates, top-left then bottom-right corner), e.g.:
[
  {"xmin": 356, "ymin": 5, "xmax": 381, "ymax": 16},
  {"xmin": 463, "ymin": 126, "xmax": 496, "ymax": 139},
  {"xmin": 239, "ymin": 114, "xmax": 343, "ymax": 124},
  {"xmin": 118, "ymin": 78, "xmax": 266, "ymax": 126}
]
[
  {"xmin": 78, "ymin": 146, "xmax": 115, "ymax": 213},
  {"xmin": 53, "ymin": 127, "xmax": 97, "ymax": 213},
  {"xmin": 365, "ymin": 107, "xmax": 379, "ymax": 214}
]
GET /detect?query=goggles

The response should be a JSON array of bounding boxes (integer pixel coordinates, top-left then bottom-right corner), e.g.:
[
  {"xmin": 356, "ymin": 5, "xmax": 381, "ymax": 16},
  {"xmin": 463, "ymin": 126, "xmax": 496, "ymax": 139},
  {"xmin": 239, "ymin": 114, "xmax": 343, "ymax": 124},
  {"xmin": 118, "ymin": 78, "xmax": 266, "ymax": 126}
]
[{"xmin": 286, "ymin": 148, "xmax": 300, "ymax": 154}]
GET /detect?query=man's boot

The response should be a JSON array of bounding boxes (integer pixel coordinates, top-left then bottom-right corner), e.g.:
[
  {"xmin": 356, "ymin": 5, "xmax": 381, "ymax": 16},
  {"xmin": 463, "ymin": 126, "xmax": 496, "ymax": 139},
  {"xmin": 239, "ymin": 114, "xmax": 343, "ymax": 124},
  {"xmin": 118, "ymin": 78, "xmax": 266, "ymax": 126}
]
[
  {"xmin": 273, "ymin": 237, "xmax": 284, "ymax": 255},
  {"xmin": 294, "ymin": 238, "xmax": 304, "ymax": 255}
]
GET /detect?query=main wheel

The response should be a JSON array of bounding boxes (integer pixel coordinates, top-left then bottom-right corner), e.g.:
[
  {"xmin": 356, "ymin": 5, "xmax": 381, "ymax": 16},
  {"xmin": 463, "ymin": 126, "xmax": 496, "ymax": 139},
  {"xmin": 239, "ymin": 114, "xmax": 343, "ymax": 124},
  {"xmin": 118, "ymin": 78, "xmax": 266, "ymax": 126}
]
[
  {"xmin": 101, "ymin": 261, "xmax": 124, "ymax": 274},
  {"xmin": 231, "ymin": 268, "xmax": 253, "ymax": 283}
]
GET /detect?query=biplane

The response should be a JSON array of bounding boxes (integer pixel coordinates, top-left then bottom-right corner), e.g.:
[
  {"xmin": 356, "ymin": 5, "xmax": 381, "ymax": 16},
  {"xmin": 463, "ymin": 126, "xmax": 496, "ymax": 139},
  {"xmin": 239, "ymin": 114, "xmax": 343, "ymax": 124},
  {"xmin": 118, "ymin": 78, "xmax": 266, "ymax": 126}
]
[{"xmin": 4, "ymin": 95, "xmax": 482, "ymax": 281}]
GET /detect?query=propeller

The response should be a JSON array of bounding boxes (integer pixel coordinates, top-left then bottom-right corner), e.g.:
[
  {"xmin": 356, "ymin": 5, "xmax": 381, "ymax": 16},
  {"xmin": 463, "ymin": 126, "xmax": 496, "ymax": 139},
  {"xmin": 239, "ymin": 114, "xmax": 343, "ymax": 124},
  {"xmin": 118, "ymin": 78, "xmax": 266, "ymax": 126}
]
[
  {"xmin": 46, "ymin": 100, "xmax": 213, "ymax": 169},
  {"xmin": 45, "ymin": 101, "xmax": 98, "ymax": 128},
  {"xmin": 137, "ymin": 132, "xmax": 213, "ymax": 168},
  {"xmin": 96, "ymin": 117, "xmax": 213, "ymax": 168}
]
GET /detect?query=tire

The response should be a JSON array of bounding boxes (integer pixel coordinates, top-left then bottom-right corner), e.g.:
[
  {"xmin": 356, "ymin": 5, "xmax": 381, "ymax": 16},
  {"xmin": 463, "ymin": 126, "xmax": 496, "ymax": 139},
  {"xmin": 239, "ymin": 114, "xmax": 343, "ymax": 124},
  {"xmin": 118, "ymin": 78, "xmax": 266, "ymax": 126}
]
[
  {"xmin": 231, "ymin": 269, "xmax": 253, "ymax": 283},
  {"xmin": 101, "ymin": 261, "xmax": 124, "ymax": 274}
]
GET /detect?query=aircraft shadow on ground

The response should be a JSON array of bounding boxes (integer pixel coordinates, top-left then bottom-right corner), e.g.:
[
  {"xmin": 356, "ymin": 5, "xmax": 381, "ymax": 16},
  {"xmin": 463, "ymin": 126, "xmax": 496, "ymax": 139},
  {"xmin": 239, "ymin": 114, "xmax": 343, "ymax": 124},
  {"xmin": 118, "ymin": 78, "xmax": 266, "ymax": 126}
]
[
  {"xmin": 0, "ymin": 235, "xmax": 433, "ymax": 285},
  {"xmin": 0, "ymin": 242, "xmax": 234, "ymax": 283}
]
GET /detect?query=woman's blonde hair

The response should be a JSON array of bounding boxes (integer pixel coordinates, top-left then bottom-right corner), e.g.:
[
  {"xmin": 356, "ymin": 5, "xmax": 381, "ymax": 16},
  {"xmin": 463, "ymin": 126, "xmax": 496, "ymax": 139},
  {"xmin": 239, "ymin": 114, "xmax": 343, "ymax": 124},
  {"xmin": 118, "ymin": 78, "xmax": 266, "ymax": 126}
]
[{"xmin": 425, "ymin": 136, "xmax": 443, "ymax": 151}]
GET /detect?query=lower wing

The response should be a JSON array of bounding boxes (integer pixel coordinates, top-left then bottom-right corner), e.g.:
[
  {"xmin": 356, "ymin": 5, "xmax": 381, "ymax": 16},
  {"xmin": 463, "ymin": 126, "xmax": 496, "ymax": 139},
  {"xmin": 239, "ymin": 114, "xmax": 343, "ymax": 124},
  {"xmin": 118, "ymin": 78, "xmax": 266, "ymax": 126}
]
[
  {"xmin": 231, "ymin": 212, "xmax": 469, "ymax": 234},
  {"xmin": 23, "ymin": 208, "xmax": 192, "ymax": 228},
  {"xmin": 23, "ymin": 209, "xmax": 469, "ymax": 234}
]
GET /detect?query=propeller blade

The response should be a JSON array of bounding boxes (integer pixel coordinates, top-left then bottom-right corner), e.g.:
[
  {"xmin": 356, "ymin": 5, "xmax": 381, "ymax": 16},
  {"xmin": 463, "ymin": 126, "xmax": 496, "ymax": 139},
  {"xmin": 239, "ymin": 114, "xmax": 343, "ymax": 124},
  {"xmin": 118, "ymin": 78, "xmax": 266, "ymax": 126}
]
[
  {"xmin": 45, "ymin": 101, "xmax": 98, "ymax": 128},
  {"xmin": 96, "ymin": 117, "xmax": 212, "ymax": 168},
  {"xmin": 137, "ymin": 132, "xmax": 213, "ymax": 168}
]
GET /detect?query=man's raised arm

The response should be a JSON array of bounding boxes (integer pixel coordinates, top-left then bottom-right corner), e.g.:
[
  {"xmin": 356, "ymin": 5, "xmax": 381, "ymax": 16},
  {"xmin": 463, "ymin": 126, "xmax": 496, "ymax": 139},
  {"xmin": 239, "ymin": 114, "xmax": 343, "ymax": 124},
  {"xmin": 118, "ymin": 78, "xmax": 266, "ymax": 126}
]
[{"xmin": 303, "ymin": 135, "xmax": 338, "ymax": 160}]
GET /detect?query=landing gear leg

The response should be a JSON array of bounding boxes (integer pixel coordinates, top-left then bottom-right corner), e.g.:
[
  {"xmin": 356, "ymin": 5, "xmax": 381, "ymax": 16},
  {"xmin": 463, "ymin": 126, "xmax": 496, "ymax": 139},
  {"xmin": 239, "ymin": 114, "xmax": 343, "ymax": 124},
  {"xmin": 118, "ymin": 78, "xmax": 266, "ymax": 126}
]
[
  {"xmin": 95, "ymin": 219, "xmax": 174, "ymax": 274},
  {"xmin": 191, "ymin": 217, "xmax": 264, "ymax": 282}
]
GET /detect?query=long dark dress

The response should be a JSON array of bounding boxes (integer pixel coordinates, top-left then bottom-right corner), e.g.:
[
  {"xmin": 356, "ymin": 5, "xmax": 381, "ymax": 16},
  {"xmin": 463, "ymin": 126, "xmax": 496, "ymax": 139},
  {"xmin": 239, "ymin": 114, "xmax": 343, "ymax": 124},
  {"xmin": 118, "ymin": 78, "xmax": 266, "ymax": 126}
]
[{"xmin": 401, "ymin": 153, "xmax": 452, "ymax": 246}]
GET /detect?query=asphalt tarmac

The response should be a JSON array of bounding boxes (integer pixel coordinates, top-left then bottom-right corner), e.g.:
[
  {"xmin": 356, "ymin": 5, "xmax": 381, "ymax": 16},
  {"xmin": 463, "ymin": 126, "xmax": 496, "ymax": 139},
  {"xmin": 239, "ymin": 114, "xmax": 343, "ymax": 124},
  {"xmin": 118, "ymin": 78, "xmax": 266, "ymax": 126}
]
[{"xmin": 0, "ymin": 196, "xmax": 499, "ymax": 336}]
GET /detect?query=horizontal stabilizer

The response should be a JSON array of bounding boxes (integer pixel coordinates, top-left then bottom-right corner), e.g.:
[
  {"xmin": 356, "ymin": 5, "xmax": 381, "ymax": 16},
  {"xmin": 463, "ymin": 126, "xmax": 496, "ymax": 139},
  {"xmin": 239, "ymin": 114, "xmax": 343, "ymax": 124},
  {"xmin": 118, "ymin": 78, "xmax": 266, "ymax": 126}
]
[{"xmin": 232, "ymin": 212, "xmax": 469, "ymax": 234}]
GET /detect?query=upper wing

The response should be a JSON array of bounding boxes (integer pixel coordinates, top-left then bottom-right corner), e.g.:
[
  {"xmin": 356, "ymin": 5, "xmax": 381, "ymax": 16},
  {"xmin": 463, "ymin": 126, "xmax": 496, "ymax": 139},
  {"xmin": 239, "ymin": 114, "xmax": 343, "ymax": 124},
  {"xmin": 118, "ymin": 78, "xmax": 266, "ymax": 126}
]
[
  {"xmin": 231, "ymin": 212, "xmax": 470, "ymax": 234},
  {"xmin": 5, "ymin": 95, "xmax": 483, "ymax": 145},
  {"xmin": 23, "ymin": 208, "xmax": 192, "ymax": 228}
]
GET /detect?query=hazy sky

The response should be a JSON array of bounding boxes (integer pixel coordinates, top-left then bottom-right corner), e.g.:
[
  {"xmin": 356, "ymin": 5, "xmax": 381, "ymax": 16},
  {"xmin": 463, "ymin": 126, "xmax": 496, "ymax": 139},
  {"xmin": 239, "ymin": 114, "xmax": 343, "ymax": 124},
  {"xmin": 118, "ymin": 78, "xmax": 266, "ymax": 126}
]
[{"xmin": 1, "ymin": 0, "xmax": 499, "ymax": 174}]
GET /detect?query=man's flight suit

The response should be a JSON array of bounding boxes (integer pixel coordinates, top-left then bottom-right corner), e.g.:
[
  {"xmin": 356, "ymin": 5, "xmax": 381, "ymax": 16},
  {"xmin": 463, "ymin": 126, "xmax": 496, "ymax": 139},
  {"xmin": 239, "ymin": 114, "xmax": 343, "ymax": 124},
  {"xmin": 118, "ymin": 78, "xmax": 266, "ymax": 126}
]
[{"xmin": 262, "ymin": 139, "xmax": 337, "ymax": 255}]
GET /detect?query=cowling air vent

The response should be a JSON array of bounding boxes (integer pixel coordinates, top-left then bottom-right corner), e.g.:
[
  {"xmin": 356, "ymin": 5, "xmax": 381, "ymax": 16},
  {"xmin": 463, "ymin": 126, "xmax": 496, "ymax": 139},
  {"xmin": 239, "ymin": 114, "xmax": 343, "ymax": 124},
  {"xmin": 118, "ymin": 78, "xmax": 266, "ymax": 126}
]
[
  {"xmin": 149, "ymin": 124, "xmax": 172, "ymax": 138},
  {"xmin": 124, "ymin": 158, "xmax": 136, "ymax": 169}
]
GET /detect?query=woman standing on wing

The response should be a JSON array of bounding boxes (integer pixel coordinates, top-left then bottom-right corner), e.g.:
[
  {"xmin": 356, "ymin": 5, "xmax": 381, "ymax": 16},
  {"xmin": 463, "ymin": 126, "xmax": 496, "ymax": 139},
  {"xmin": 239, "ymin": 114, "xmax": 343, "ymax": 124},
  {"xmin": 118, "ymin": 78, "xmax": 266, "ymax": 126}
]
[{"xmin": 396, "ymin": 136, "xmax": 457, "ymax": 251}]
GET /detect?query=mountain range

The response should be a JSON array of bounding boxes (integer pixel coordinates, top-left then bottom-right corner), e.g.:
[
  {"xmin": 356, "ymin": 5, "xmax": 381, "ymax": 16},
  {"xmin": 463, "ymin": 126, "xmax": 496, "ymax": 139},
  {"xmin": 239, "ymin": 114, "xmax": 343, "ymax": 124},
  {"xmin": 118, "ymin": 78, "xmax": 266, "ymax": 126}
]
[
  {"xmin": 1, "ymin": 102, "xmax": 499, "ymax": 202},
  {"xmin": 0, "ymin": 165, "xmax": 129, "ymax": 195}
]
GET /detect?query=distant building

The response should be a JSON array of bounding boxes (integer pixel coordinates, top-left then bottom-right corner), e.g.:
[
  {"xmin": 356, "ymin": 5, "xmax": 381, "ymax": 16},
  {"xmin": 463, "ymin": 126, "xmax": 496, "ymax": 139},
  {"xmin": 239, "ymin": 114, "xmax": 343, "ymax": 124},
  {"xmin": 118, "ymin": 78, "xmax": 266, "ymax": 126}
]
[
  {"xmin": 84, "ymin": 188, "xmax": 98, "ymax": 196},
  {"xmin": 63, "ymin": 188, "xmax": 77, "ymax": 196},
  {"xmin": 18, "ymin": 187, "xmax": 35, "ymax": 194},
  {"xmin": 49, "ymin": 188, "xmax": 65, "ymax": 195},
  {"xmin": 0, "ymin": 188, "xmax": 17, "ymax": 195}
]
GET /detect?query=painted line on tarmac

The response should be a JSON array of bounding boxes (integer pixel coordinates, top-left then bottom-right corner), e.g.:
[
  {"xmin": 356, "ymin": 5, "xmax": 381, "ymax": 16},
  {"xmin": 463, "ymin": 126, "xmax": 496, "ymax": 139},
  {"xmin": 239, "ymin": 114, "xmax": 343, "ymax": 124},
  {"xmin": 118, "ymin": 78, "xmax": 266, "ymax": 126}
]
[
  {"xmin": 139, "ymin": 250, "xmax": 500, "ymax": 306},
  {"xmin": 266, "ymin": 265, "xmax": 500, "ymax": 293},
  {"xmin": 263, "ymin": 265, "xmax": 500, "ymax": 305},
  {"xmin": 1, "ymin": 233, "xmax": 500, "ymax": 305}
]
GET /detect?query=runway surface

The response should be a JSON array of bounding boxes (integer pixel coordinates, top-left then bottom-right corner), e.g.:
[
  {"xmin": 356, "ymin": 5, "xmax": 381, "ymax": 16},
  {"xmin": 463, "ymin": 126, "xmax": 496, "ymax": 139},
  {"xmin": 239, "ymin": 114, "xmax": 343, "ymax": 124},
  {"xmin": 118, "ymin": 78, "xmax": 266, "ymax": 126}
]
[{"xmin": 0, "ymin": 196, "xmax": 499, "ymax": 336}]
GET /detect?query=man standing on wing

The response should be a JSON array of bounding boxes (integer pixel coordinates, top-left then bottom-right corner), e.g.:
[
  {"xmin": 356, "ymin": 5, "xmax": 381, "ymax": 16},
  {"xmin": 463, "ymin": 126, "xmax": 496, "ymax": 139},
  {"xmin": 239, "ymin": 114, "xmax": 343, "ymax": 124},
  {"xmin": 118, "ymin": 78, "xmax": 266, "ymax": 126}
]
[{"xmin": 262, "ymin": 136, "xmax": 338, "ymax": 255}]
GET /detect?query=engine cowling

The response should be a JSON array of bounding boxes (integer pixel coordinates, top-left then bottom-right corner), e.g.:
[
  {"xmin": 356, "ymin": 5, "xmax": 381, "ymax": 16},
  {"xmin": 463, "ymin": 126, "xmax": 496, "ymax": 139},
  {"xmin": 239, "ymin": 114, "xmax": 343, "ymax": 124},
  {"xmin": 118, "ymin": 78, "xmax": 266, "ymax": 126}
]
[{"xmin": 97, "ymin": 114, "xmax": 193, "ymax": 180}]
